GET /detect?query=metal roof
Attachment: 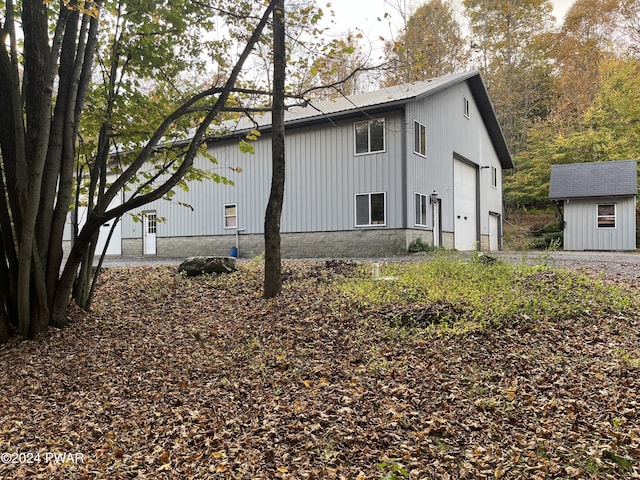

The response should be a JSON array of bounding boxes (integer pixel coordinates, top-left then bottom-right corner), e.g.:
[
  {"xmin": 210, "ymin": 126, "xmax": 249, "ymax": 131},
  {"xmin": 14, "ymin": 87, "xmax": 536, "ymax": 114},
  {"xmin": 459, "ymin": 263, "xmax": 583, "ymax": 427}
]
[
  {"xmin": 214, "ymin": 71, "xmax": 514, "ymax": 169},
  {"xmin": 549, "ymin": 160, "xmax": 638, "ymax": 199}
]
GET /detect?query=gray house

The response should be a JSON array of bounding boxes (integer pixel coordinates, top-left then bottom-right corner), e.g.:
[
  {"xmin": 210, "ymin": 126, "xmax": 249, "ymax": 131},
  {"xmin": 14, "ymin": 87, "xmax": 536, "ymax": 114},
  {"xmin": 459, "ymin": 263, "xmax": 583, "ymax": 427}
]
[
  {"xmin": 114, "ymin": 70, "xmax": 513, "ymax": 257},
  {"xmin": 549, "ymin": 160, "xmax": 638, "ymax": 251}
]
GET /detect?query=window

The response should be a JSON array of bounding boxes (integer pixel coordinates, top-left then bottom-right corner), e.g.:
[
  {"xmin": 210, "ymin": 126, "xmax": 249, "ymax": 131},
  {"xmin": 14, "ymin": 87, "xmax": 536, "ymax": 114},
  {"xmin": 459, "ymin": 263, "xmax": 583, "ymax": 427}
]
[
  {"xmin": 354, "ymin": 119, "xmax": 385, "ymax": 154},
  {"xmin": 224, "ymin": 204, "xmax": 237, "ymax": 228},
  {"xmin": 491, "ymin": 166, "xmax": 498, "ymax": 188},
  {"xmin": 597, "ymin": 204, "xmax": 616, "ymax": 228},
  {"xmin": 355, "ymin": 192, "xmax": 386, "ymax": 226},
  {"xmin": 146, "ymin": 212, "xmax": 157, "ymax": 234},
  {"xmin": 414, "ymin": 121, "xmax": 426, "ymax": 156},
  {"xmin": 463, "ymin": 97, "xmax": 470, "ymax": 118},
  {"xmin": 415, "ymin": 193, "xmax": 428, "ymax": 226}
]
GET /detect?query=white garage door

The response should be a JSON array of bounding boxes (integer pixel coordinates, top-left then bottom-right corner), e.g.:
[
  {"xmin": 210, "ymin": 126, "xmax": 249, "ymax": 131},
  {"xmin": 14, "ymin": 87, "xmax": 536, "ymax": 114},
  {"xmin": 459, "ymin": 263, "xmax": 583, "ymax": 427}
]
[{"xmin": 454, "ymin": 159, "xmax": 478, "ymax": 250}]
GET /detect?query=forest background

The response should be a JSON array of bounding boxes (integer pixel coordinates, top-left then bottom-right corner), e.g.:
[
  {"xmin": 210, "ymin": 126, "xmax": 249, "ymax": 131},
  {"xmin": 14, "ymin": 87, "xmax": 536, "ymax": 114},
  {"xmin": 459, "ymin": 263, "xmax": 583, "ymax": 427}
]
[{"xmin": 321, "ymin": 0, "xmax": 640, "ymax": 213}]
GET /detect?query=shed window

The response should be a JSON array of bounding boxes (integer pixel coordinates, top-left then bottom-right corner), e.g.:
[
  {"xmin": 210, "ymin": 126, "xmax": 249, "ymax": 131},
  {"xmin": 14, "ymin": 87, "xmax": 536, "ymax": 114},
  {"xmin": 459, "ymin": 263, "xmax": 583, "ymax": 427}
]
[
  {"xmin": 414, "ymin": 121, "xmax": 426, "ymax": 157},
  {"xmin": 463, "ymin": 97, "xmax": 470, "ymax": 118},
  {"xmin": 224, "ymin": 204, "xmax": 237, "ymax": 228},
  {"xmin": 415, "ymin": 193, "xmax": 428, "ymax": 226},
  {"xmin": 355, "ymin": 192, "xmax": 386, "ymax": 227},
  {"xmin": 597, "ymin": 204, "xmax": 616, "ymax": 228},
  {"xmin": 491, "ymin": 166, "xmax": 498, "ymax": 188},
  {"xmin": 354, "ymin": 119, "xmax": 385, "ymax": 154}
]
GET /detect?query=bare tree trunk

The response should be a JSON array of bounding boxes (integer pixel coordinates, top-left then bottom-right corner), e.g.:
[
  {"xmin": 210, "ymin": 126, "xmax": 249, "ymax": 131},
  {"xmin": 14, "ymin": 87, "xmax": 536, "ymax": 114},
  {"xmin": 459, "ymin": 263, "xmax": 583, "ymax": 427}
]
[{"xmin": 264, "ymin": 0, "xmax": 286, "ymax": 299}]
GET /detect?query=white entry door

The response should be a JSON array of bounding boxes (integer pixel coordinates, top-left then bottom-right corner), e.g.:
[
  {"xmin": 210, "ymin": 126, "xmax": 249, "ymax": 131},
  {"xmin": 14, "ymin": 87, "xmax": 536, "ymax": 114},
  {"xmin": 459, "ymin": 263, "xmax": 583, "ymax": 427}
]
[
  {"xmin": 454, "ymin": 159, "xmax": 478, "ymax": 250},
  {"xmin": 432, "ymin": 199, "xmax": 441, "ymax": 248},
  {"xmin": 143, "ymin": 211, "xmax": 157, "ymax": 255},
  {"xmin": 489, "ymin": 213, "xmax": 500, "ymax": 251}
]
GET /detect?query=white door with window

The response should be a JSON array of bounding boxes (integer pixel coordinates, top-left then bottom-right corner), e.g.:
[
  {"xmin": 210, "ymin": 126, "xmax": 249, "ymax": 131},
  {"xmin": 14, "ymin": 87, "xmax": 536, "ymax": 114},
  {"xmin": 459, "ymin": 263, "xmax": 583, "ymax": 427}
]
[
  {"xmin": 454, "ymin": 159, "xmax": 478, "ymax": 250},
  {"xmin": 143, "ymin": 211, "xmax": 157, "ymax": 255}
]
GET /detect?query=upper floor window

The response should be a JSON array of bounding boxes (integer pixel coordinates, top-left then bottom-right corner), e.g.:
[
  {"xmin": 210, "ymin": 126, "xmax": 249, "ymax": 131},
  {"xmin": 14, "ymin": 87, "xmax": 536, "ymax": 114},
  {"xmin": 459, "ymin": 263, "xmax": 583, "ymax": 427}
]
[
  {"xmin": 463, "ymin": 97, "xmax": 470, "ymax": 119},
  {"xmin": 491, "ymin": 166, "xmax": 498, "ymax": 188},
  {"xmin": 354, "ymin": 119, "xmax": 385, "ymax": 154},
  {"xmin": 597, "ymin": 204, "xmax": 616, "ymax": 228},
  {"xmin": 414, "ymin": 121, "xmax": 426, "ymax": 157}
]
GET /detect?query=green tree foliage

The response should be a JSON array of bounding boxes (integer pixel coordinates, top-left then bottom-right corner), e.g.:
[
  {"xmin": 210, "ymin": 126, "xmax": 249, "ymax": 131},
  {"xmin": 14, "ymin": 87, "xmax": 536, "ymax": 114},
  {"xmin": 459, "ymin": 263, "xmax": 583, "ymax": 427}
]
[
  {"xmin": 553, "ymin": 58, "xmax": 640, "ymax": 164},
  {"xmin": 505, "ymin": 57, "xmax": 640, "ymax": 209},
  {"xmin": 384, "ymin": 0, "xmax": 468, "ymax": 86},
  {"xmin": 0, "ymin": 0, "xmax": 282, "ymax": 341}
]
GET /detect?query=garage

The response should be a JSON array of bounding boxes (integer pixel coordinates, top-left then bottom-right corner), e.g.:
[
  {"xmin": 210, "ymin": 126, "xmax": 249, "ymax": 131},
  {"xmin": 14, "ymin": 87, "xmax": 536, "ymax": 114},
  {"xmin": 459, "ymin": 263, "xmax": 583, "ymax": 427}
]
[{"xmin": 454, "ymin": 158, "xmax": 478, "ymax": 250}]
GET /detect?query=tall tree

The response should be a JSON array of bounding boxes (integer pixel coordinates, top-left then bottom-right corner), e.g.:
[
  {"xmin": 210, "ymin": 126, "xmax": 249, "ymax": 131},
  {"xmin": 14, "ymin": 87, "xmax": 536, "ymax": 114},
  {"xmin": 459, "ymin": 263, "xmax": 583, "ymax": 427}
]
[
  {"xmin": 464, "ymin": 0, "xmax": 555, "ymax": 155},
  {"xmin": 264, "ymin": 0, "xmax": 286, "ymax": 299},
  {"xmin": 384, "ymin": 0, "xmax": 468, "ymax": 86},
  {"xmin": 0, "ymin": 0, "xmax": 278, "ymax": 341},
  {"xmin": 549, "ymin": 0, "xmax": 618, "ymax": 133}
]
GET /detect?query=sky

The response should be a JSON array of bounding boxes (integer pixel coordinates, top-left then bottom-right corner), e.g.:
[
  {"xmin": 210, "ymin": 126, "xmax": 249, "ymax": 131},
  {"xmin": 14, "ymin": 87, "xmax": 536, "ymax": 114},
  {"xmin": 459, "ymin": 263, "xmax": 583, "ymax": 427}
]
[{"xmin": 321, "ymin": 0, "xmax": 576, "ymax": 53}]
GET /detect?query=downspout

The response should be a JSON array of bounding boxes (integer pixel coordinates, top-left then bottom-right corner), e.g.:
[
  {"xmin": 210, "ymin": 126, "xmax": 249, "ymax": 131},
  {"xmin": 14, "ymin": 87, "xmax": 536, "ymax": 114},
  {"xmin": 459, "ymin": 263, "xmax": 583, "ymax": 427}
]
[{"xmin": 401, "ymin": 107, "xmax": 408, "ymax": 231}]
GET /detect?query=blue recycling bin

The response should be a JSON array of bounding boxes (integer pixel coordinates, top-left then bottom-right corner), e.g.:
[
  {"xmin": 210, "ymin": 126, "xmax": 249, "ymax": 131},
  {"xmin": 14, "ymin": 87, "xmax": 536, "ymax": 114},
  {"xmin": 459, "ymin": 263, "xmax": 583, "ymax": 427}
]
[{"xmin": 230, "ymin": 246, "xmax": 238, "ymax": 258}]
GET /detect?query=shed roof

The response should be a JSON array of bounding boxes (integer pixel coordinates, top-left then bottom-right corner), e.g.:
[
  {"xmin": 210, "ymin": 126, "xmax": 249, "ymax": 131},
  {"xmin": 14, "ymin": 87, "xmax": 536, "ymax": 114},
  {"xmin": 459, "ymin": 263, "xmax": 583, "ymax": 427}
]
[
  {"xmin": 549, "ymin": 160, "xmax": 638, "ymax": 199},
  {"xmin": 215, "ymin": 71, "xmax": 514, "ymax": 169}
]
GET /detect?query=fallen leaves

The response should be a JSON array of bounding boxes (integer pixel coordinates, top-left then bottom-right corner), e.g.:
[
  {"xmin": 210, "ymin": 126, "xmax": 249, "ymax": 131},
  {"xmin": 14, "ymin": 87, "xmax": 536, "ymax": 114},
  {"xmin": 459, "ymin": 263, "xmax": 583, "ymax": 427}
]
[{"xmin": 0, "ymin": 260, "xmax": 639, "ymax": 478}]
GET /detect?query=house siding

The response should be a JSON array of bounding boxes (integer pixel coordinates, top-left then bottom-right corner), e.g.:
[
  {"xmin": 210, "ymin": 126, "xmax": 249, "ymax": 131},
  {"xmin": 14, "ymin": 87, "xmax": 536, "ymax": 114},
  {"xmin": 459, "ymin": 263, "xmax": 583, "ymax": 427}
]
[
  {"xmin": 404, "ymin": 82, "xmax": 504, "ymax": 246},
  {"xmin": 122, "ymin": 111, "xmax": 406, "ymax": 240},
  {"xmin": 563, "ymin": 197, "xmax": 636, "ymax": 251},
  {"xmin": 115, "ymin": 73, "xmax": 510, "ymax": 257}
]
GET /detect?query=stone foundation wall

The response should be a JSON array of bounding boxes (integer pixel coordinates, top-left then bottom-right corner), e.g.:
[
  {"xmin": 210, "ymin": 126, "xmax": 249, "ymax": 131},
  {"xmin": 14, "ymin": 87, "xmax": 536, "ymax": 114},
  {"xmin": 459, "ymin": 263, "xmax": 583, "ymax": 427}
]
[{"xmin": 123, "ymin": 229, "xmax": 435, "ymax": 258}]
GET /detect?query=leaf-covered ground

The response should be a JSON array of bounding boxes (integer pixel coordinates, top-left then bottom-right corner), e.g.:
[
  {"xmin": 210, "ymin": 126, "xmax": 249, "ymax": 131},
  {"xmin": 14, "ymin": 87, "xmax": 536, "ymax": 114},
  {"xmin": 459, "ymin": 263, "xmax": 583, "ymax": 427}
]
[{"xmin": 1, "ymin": 259, "xmax": 640, "ymax": 479}]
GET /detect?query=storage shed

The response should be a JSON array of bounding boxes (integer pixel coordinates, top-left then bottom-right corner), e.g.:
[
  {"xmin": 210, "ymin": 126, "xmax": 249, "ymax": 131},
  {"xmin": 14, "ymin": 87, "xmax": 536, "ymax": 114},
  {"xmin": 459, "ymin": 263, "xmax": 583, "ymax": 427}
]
[{"xmin": 549, "ymin": 160, "xmax": 638, "ymax": 251}]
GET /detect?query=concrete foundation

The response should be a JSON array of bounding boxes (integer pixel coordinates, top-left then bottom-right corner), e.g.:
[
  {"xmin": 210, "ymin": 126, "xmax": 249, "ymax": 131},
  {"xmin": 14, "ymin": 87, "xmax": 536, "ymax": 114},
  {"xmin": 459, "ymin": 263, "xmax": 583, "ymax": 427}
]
[{"xmin": 121, "ymin": 228, "xmax": 458, "ymax": 258}]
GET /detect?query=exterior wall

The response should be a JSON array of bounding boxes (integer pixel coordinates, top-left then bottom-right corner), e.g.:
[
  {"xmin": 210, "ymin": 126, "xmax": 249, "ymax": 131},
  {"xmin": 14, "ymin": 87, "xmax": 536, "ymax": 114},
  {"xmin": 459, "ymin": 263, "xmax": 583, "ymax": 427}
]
[
  {"xmin": 563, "ymin": 197, "xmax": 636, "ymax": 251},
  {"xmin": 122, "ymin": 111, "xmax": 406, "ymax": 240},
  {"xmin": 124, "ymin": 229, "xmax": 415, "ymax": 258},
  {"xmin": 118, "ymin": 80, "xmax": 506, "ymax": 257},
  {"xmin": 404, "ymin": 81, "xmax": 504, "ymax": 250}
]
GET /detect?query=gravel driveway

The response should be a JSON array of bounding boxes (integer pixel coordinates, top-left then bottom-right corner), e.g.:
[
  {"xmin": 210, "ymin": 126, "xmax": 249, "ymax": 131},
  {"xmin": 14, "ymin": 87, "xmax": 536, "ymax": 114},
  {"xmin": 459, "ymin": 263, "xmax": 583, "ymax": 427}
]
[
  {"xmin": 495, "ymin": 250, "xmax": 640, "ymax": 285},
  {"xmin": 98, "ymin": 250, "xmax": 640, "ymax": 285}
]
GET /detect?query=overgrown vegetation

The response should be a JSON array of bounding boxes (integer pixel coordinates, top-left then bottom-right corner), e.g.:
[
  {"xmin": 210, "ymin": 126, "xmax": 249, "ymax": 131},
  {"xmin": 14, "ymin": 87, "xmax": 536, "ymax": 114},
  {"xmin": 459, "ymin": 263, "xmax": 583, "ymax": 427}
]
[{"xmin": 340, "ymin": 253, "xmax": 635, "ymax": 332}]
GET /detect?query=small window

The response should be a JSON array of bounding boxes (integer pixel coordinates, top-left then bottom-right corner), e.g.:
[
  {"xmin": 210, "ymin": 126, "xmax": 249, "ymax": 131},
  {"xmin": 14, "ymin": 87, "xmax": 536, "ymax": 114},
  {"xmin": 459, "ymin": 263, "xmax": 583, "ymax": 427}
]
[
  {"xmin": 354, "ymin": 119, "xmax": 385, "ymax": 154},
  {"xmin": 491, "ymin": 166, "xmax": 498, "ymax": 188},
  {"xmin": 415, "ymin": 193, "xmax": 428, "ymax": 226},
  {"xmin": 597, "ymin": 204, "xmax": 616, "ymax": 228},
  {"xmin": 463, "ymin": 97, "xmax": 470, "ymax": 118},
  {"xmin": 146, "ymin": 212, "xmax": 157, "ymax": 234},
  {"xmin": 355, "ymin": 192, "xmax": 386, "ymax": 227},
  {"xmin": 224, "ymin": 204, "xmax": 237, "ymax": 228},
  {"xmin": 414, "ymin": 121, "xmax": 426, "ymax": 157}
]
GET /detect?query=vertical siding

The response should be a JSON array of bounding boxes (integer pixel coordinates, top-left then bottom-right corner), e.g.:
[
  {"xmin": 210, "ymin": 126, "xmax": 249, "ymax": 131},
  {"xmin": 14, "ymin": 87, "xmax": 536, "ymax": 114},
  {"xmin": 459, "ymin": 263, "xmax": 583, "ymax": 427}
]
[
  {"xmin": 404, "ymin": 82, "xmax": 504, "ymax": 237},
  {"xmin": 564, "ymin": 197, "xmax": 636, "ymax": 251},
  {"xmin": 122, "ymin": 111, "xmax": 405, "ymax": 238}
]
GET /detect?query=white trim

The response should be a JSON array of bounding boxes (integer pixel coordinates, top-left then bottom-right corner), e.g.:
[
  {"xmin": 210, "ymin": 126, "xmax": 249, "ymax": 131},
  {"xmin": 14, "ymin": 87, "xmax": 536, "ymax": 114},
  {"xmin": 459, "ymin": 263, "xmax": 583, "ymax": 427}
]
[
  {"xmin": 354, "ymin": 118, "xmax": 386, "ymax": 155},
  {"xmin": 223, "ymin": 203, "xmax": 238, "ymax": 229},
  {"xmin": 414, "ymin": 192, "xmax": 429, "ymax": 227},
  {"xmin": 354, "ymin": 191, "xmax": 387, "ymax": 227},
  {"xmin": 596, "ymin": 203, "xmax": 616, "ymax": 229},
  {"xmin": 413, "ymin": 120, "xmax": 427, "ymax": 157}
]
